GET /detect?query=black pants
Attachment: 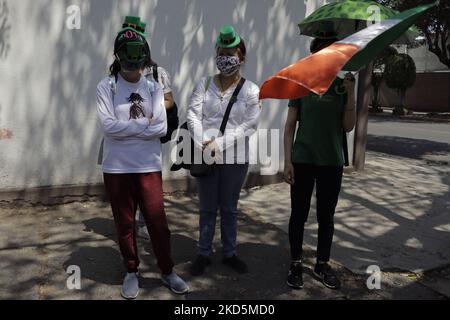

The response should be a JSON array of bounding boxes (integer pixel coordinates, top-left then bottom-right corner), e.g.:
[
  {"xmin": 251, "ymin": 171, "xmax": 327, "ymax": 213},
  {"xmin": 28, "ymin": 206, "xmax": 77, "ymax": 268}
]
[{"xmin": 289, "ymin": 163, "xmax": 343, "ymax": 262}]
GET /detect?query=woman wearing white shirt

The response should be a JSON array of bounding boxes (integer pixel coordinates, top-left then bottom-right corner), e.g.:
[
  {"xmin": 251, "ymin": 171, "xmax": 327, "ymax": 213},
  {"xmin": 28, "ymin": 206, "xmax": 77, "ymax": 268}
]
[
  {"xmin": 187, "ymin": 25, "xmax": 261, "ymax": 276},
  {"xmin": 97, "ymin": 25, "xmax": 188, "ymax": 298}
]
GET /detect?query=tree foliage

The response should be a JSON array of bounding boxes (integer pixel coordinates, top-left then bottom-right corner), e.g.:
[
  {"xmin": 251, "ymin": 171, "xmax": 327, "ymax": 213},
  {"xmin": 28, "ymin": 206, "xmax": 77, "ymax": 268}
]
[
  {"xmin": 376, "ymin": 0, "xmax": 450, "ymax": 69},
  {"xmin": 384, "ymin": 53, "xmax": 417, "ymax": 113},
  {"xmin": 371, "ymin": 46, "xmax": 398, "ymax": 109}
]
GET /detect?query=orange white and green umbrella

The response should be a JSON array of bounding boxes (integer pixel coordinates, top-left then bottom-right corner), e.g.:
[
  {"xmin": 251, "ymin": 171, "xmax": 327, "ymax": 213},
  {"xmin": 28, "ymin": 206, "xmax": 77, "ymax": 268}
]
[{"xmin": 259, "ymin": 1, "xmax": 437, "ymax": 101}]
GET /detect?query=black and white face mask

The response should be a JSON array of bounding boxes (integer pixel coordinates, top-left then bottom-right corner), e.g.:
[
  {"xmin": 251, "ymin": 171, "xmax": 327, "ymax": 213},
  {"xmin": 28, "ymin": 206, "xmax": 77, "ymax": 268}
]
[{"xmin": 216, "ymin": 55, "xmax": 241, "ymax": 76}]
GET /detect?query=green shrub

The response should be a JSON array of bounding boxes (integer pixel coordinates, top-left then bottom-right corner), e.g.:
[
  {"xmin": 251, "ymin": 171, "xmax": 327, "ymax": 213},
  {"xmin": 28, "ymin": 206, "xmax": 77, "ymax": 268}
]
[{"xmin": 384, "ymin": 53, "xmax": 416, "ymax": 113}]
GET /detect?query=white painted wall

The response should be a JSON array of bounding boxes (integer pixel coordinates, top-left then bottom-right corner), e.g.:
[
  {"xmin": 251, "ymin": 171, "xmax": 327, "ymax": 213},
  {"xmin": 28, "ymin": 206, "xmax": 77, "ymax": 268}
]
[{"xmin": 0, "ymin": 0, "xmax": 317, "ymax": 190}]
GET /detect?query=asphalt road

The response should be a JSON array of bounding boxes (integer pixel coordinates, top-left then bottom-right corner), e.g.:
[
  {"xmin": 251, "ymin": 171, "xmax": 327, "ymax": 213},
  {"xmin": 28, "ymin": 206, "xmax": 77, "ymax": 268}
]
[
  {"xmin": 367, "ymin": 117, "xmax": 450, "ymax": 160},
  {"xmin": 368, "ymin": 118, "xmax": 450, "ymax": 144}
]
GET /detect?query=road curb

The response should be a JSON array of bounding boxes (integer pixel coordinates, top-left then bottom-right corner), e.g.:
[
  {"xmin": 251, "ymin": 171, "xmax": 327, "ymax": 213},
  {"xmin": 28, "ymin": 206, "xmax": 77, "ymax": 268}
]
[{"xmin": 369, "ymin": 113, "xmax": 450, "ymax": 124}]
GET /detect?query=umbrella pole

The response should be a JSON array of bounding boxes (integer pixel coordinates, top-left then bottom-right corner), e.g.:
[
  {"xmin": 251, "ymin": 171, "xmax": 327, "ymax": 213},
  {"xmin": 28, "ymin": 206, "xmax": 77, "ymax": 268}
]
[{"xmin": 353, "ymin": 62, "xmax": 373, "ymax": 171}]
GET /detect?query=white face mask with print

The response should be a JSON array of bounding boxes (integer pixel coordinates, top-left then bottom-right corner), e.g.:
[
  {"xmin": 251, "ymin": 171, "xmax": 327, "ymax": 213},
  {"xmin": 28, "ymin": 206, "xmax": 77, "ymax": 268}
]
[{"xmin": 216, "ymin": 55, "xmax": 241, "ymax": 76}]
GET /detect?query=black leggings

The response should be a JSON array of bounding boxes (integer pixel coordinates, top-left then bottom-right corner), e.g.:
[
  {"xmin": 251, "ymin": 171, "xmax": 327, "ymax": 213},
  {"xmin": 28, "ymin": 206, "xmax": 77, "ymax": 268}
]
[{"xmin": 289, "ymin": 163, "xmax": 343, "ymax": 262}]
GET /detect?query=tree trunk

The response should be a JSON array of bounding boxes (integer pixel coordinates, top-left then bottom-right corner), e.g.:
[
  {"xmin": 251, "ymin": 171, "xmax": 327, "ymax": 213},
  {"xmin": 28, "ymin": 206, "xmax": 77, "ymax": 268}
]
[
  {"xmin": 373, "ymin": 85, "xmax": 379, "ymax": 108},
  {"xmin": 426, "ymin": 31, "xmax": 450, "ymax": 70},
  {"xmin": 353, "ymin": 63, "xmax": 373, "ymax": 172},
  {"xmin": 400, "ymin": 89, "xmax": 406, "ymax": 108}
]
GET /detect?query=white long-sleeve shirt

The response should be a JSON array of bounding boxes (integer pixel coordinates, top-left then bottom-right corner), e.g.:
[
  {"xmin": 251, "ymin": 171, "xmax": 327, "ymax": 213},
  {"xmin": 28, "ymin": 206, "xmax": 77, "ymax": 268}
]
[
  {"xmin": 187, "ymin": 76, "xmax": 261, "ymax": 164},
  {"xmin": 96, "ymin": 73, "xmax": 167, "ymax": 173}
]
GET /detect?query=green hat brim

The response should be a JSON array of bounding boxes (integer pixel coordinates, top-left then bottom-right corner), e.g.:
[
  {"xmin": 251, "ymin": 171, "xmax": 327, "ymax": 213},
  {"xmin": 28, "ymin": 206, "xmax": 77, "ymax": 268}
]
[
  {"xmin": 118, "ymin": 26, "xmax": 148, "ymax": 38},
  {"xmin": 216, "ymin": 34, "xmax": 241, "ymax": 49}
]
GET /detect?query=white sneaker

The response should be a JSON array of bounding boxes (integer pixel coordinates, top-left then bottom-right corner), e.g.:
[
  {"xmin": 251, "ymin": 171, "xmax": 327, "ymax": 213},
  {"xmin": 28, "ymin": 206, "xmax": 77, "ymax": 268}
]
[
  {"xmin": 121, "ymin": 272, "xmax": 139, "ymax": 299},
  {"xmin": 137, "ymin": 226, "xmax": 150, "ymax": 240},
  {"xmin": 161, "ymin": 271, "xmax": 189, "ymax": 295}
]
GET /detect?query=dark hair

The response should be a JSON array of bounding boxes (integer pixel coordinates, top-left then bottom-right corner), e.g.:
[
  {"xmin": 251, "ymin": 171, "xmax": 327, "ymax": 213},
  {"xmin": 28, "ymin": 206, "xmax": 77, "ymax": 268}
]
[
  {"xmin": 310, "ymin": 38, "xmax": 338, "ymax": 53},
  {"xmin": 109, "ymin": 39, "xmax": 157, "ymax": 78},
  {"xmin": 216, "ymin": 38, "xmax": 247, "ymax": 62}
]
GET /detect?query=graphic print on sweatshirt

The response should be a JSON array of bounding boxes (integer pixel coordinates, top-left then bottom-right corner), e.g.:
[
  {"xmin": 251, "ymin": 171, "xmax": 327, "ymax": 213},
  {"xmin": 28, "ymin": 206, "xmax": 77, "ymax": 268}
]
[{"xmin": 128, "ymin": 93, "xmax": 146, "ymax": 119}]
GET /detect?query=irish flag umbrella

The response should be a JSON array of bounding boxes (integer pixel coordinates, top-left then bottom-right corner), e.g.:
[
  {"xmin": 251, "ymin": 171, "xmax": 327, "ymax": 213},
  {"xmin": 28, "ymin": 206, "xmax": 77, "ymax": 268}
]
[
  {"xmin": 259, "ymin": 1, "xmax": 437, "ymax": 100},
  {"xmin": 299, "ymin": 0, "xmax": 420, "ymax": 44}
]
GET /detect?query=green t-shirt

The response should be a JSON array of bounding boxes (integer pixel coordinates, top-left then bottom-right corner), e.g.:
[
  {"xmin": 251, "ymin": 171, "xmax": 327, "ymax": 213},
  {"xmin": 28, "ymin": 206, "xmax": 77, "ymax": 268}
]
[{"xmin": 289, "ymin": 78, "xmax": 347, "ymax": 166}]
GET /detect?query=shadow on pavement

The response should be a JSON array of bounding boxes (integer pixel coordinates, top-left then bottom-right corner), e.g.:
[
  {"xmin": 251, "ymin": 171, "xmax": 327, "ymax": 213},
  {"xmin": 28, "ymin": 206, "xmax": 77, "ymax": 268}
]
[{"xmin": 367, "ymin": 134, "xmax": 450, "ymax": 160}]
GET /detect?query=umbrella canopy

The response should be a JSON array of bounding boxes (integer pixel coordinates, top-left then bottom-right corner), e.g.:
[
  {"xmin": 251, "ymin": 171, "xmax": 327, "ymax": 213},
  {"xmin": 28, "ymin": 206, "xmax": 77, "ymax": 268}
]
[
  {"xmin": 259, "ymin": 1, "xmax": 437, "ymax": 101},
  {"xmin": 298, "ymin": 0, "xmax": 420, "ymax": 44}
]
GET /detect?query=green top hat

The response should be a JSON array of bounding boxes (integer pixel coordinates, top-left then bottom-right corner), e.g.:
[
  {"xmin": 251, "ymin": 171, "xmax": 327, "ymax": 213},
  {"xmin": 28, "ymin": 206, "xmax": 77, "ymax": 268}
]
[
  {"xmin": 216, "ymin": 25, "xmax": 241, "ymax": 48},
  {"xmin": 123, "ymin": 16, "xmax": 140, "ymax": 29},
  {"xmin": 120, "ymin": 15, "xmax": 148, "ymax": 37},
  {"xmin": 138, "ymin": 22, "xmax": 146, "ymax": 32}
]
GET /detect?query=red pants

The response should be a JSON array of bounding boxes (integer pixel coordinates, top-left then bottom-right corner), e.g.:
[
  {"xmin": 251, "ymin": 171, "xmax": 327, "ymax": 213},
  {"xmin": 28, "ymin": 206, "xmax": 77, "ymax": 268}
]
[{"xmin": 103, "ymin": 172, "xmax": 174, "ymax": 274}]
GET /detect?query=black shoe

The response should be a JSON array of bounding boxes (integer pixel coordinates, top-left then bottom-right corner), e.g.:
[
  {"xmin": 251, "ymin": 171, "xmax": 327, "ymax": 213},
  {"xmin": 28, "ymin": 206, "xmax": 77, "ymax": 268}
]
[
  {"xmin": 313, "ymin": 263, "xmax": 341, "ymax": 290},
  {"xmin": 286, "ymin": 262, "xmax": 304, "ymax": 289},
  {"xmin": 190, "ymin": 255, "xmax": 211, "ymax": 276},
  {"xmin": 222, "ymin": 255, "xmax": 248, "ymax": 274}
]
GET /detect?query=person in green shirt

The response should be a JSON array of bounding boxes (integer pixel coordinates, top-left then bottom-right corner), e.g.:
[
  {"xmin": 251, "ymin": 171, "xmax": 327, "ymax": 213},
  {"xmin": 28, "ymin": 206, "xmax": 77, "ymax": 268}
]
[{"xmin": 283, "ymin": 34, "xmax": 356, "ymax": 290}]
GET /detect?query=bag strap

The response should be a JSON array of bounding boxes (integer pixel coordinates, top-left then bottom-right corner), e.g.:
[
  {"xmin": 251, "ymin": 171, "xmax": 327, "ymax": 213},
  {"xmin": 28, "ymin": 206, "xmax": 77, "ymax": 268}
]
[
  {"xmin": 97, "ymin": 139, "xmax": 104, "ymax": 165},
  {"xmin": 108, "ymin": 75, "xmax": 117, "ymax": 96},
  {"xmin": 343, "ymin": 130, "xmax": 349, "ymax": 167},
  {"xmin": 152, "ymin": 64, "xmax": 159, "ymax": 83},
  {"xmin": 145, "ymin": 77, "xmax": 155, "ymax": 95},
  {"xmin": 219, "ymin": 77, "xmax": 246, "ymax": 135},
  {"xmin": 341, "ymin": 86, "xmax": 350, "ymax": 167},
  {"xmin": 205, "ymin": 76, "xmax": 212, "ymax": 93}
]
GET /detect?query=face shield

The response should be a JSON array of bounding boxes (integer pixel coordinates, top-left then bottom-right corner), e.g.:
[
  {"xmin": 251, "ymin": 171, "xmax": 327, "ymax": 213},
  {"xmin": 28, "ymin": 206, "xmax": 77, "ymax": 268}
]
[{"xmin": 116, "ymin": 42, "xmax": 147, "ymax": 72}]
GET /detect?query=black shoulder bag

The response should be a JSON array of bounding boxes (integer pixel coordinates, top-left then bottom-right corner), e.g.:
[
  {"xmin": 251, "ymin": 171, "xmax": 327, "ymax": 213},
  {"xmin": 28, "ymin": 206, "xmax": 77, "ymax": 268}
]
[{"xmin": 148, "ymin": 64, "xmax": 179, "ymax": 144}]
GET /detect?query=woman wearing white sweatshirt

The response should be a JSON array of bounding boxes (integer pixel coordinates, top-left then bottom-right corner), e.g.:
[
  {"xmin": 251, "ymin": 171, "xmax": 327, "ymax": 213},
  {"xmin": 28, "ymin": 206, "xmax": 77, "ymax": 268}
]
[{"xmin": 96, "ymin": 25, "xmax": 188, "ymax": 299}]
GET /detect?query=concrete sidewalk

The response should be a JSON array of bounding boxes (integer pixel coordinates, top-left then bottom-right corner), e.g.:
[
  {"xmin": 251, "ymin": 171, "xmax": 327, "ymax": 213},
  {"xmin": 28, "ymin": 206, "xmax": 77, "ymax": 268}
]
[
  {"xmin": 0, "ymin": 151, "xmax": 449, "ymax": 300},
  {"xmin": 240, "ymin": 151, "xmax": 450, "ymax": 299}
]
